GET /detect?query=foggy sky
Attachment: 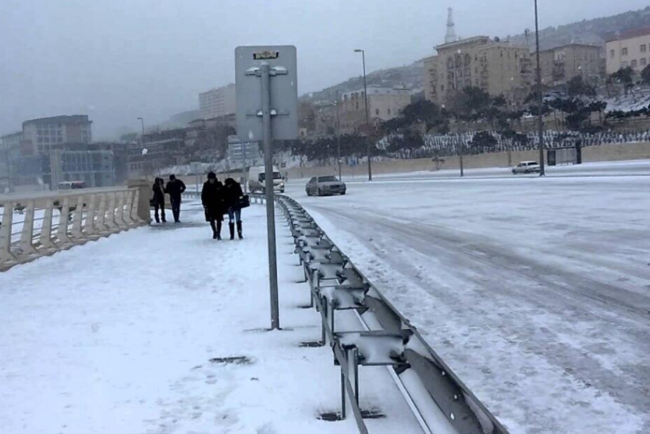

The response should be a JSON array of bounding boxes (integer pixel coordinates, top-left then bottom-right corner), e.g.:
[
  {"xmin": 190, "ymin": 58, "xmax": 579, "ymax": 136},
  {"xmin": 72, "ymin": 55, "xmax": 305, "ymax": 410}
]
[{"xmin": 1, "ymin": 0, "xmax": 648, "ymax": 139}]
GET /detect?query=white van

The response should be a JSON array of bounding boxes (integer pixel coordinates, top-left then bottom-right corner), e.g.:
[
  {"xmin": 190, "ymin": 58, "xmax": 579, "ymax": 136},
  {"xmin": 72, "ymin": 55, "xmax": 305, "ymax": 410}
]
[{"xmin": 248, "ymin": 165, "xmax": 285, "ymax": 193}]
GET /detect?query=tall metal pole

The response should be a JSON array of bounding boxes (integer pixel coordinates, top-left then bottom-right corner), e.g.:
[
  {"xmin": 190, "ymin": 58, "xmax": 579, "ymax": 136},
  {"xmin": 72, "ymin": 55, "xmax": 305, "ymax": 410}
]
[
  {"xmin": 355, "ymin": 49, "xmax": 372, "ymax": 181},
  {"xmin": 335, "ymin": 90, "xmax": 342, "ymax": 180},
  {"xmin": 534, "ymin": 0, "xmax": 545, "ymax": 176},
  {"xmin": 261, "ymin": 62, "xmax": 280, "ymax": 330}
]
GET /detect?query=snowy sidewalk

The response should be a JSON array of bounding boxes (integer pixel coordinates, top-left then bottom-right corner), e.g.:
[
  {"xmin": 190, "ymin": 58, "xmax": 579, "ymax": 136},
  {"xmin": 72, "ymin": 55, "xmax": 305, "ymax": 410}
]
[{"xmin": 0, "ymin": 200, "xmax": 419, "ymax": 434}]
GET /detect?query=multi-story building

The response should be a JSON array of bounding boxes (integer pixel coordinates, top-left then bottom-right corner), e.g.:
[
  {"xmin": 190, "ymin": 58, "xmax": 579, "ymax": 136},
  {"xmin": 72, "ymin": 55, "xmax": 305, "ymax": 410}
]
[
  {"xmin": 128, "ymin": 128, "xmax": 187, "ymax": 179},
  {"xmin": 538, "ymin": 44, "xmax": 602, "ymax": 86},
  {"xmin": 48, "ymin": 150, "xmax": 115, "ymax": 188},
  {"xmin": 339, "ymin": 86, "xmax": 412, "ymax": 134},
  {"xmin": 199, "ymin": 84, "xmax": 236, "ymax": 119},
  {"xmin": 606, "ymin": 28, "xmax": 650, "ymax": 75},
  {"xmin": 0, "ymin": 132, "xmax": 23, "ymax": 192},
  {"xmin": 425, "ymin": 36, "xmax": 532, "ymax": 106},
  {"xmin": 22, "ymin": 115, "xmax": 92, "ymax": 155}
]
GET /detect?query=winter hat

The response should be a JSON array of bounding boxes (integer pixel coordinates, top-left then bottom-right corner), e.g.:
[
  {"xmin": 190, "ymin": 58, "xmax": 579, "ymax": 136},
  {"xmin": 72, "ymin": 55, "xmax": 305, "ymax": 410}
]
[{"xmin": 207, "ymin": 172, "xmax": 217, "ymax": 180}]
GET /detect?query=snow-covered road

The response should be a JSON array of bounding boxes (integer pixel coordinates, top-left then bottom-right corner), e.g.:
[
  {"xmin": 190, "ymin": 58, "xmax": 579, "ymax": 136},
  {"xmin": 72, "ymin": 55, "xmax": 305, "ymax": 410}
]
[
  {"xmin": 0, "ymin": 200, "xmax": 421, "ymax": 434},
  {"xmin": 287, "ymin": 174, "xmax": 650, "ymax": 434}
]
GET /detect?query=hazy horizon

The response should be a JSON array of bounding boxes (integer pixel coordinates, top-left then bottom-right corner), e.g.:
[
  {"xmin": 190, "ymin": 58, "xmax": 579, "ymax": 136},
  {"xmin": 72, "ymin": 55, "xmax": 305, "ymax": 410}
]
[{"xmin": 1, "ymin": 0, "xmax": 648, "ymax": 140}]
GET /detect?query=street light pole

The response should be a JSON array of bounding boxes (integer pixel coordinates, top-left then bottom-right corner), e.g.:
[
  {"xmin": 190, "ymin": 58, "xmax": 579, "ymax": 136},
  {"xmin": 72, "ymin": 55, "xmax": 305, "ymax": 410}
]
[
  {"xmin": 355, "ymin": 49, "xmax": 372, "ymax": 181},
  {"xmin": 534, "ymin": 0, "xmax": 546, "ymax": 176},
  {"xmin": 335, "ymin": 90, "xmax": 342, "ymax": 180},
  {"xmin": 137, "ymin": 117, "xmax": 146, "ymax": 147}
]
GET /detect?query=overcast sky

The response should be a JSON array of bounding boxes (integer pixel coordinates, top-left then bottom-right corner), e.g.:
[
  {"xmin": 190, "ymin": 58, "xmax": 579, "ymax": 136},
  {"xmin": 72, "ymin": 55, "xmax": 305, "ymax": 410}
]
[{"xmin": 1, "ymin": 0, "xmax": 648, "ymax": 139}]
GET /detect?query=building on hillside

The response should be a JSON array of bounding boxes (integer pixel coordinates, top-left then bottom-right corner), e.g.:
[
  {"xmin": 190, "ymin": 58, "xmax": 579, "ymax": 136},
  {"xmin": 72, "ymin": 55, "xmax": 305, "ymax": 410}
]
[
  {"xmin": 606, "ymin": 28, "xmax": 650, "ymax": 75},
  {"xmin": 199, "ymin": 84, "xmax": 236, "ymax": 119},
  {"xmin": 537, "ymin": 44, "xmax": 602, "ymax": 86},
  {"xmin": 424, "ymin": 36, "xmax": 533, "ymax": 106},
  {"xmin": 22, "ymin": 115, "xmax": 92, "ymax": 155},
  {"xmin": 128, "ymin": 128, "xmax": 187, "ymax": 179},
  {"xmin": 339, "ymin": 86, "xmax": 412, "ymax": 134}
]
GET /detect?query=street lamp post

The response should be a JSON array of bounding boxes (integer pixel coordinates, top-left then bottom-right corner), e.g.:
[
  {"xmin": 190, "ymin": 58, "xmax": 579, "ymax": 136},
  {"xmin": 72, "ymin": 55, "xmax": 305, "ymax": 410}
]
[
  {"xmin": 137, "ymin": 117, "xmax": 146, "ymax": 147},
  {"xmin": 335, "ymin": 90, "xmax": 342, "ymax": 180},
  {"xmin": 534, "ymin": 0, "xmax": 546, "ymax": 176},
  {"xmin": 354, "ymin": 49, "xmax": 372, "ymax": 181}
]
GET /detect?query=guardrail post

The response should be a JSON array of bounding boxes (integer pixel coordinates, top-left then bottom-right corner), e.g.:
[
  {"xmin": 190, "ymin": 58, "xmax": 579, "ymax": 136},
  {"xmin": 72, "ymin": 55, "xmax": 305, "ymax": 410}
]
[
  {"xmin": 19, "ymin": 200, "xmax": 37, "ymax": 254},
  {"xmin": 57, "ymin": 197, "xmax": 73, "ymax": 245},
  {"xmin": 342, "ymin": 347, "xmax": 360, "ymax": 420},
  {"xmin": 84, "ymin": 194, "xmax": 97, "ymax": 236},
  {"xmin": 40, "ymin": 199, "xmax": 55, "ymax": 250},
  {"xmin": 0, "ymin": 201, "xmax": 16, "ymax": 263},
  {"xmin": 71, "ymin": 195, "xmax": 85, "ymax": 240},
  {"xmin": 105, "ymin": 193, "xmax": 117, "ymax": 230}
]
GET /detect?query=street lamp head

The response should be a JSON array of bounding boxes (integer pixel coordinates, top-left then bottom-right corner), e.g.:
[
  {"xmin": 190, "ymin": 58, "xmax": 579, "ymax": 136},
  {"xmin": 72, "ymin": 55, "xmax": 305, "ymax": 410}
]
[
  {"xmin": 137, "ymin": 117, "xmax": 143, "ymax": 120},
  {"xmin": 354, "ymin": 49, "xmax": 363, "ymax": 53}
]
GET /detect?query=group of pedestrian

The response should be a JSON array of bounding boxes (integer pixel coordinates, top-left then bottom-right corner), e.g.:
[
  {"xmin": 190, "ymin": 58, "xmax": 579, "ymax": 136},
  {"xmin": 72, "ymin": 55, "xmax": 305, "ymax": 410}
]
[
  {"xmin": 151, "ymin": 173, "xmax": 246, "ymax": 240},
  {"xmin": 151, "ymin": 175, "xmax": 186, "ymax": 224},
  {"xmin": 201, "ymin": 172, "xmax": 245, "ymax": 240}
]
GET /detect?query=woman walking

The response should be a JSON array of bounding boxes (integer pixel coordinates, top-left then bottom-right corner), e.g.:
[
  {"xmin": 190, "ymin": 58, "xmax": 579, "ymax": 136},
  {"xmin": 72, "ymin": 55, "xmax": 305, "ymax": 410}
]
[
  {"xmin": 152, "ymin": 177, "xmax": 167, "ymax": 223},
  {"xmin": 224, "ymin": 177, "xmax": 244, "ymax": 240},
  {"xmin": 201, "ymin": 172, "xmax": 225, "ymax": 239}
]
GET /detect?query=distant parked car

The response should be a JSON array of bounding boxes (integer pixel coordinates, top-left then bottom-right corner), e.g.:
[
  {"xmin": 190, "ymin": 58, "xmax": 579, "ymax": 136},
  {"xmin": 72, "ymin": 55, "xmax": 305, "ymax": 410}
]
[
  {"xmin": 512, "ymin": 161, "xmax": 541, "ymax": 175},
  {"xmin": 305, "ymin": 176, "xmax": 347, "ymax": 196}
]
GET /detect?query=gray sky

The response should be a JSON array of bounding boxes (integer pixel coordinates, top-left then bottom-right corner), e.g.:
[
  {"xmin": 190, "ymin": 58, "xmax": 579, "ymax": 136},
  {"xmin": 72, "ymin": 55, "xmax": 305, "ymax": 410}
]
[{"xmin": 1, "ymin": 0, "xmax": 648, "ymax": 139}]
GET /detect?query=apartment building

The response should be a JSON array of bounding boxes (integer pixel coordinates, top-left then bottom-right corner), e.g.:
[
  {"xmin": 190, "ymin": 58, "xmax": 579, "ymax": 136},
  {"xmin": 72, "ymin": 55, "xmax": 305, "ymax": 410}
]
[
  {"xmin": 22, "ymin": 115, "xmax": 92, "ymax": 155},
  {"xmin": 538, "ymin": 44, "xmax": 602, "ymax": 85},
  {"xmin": 199, "ymin": 84, "xmax": 236, "ymax": 119},
  {"xmin": 606, "ymin": 28, "xmax": 650, "ymax": 75},
  {"xmin": 425, "ymin": 36, "xmax": 532, "ymax": 105},
  {"xmin": 339, "ymin": 86, "xmax": 412, "ymax": 134}
]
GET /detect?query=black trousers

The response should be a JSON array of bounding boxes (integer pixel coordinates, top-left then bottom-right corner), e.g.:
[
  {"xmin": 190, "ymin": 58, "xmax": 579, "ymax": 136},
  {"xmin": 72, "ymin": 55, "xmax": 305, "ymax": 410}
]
[
  {"xmin": 154, "ymin": 202, "xmax": 166, "ymax": 222},
  {"xmin": 170, "ymin": 197, "xmax": 182, "ymax": 222}
]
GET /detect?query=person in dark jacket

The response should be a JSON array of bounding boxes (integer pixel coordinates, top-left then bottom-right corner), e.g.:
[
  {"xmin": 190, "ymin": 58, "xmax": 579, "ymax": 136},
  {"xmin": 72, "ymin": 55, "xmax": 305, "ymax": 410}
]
[
  {"xmin": 165, "ymin": 174, "xmax": 186, "ymax": 223},
  {"xmin": 223, "ymin": 178, "xmax": 244, "ymax": 239},
  {"xmin": 152, "ymin": 177, "xmax": 167, "ymax": 223},
  {"xmin": 201, "ymin": 172, "xmax": 225, "ymax": 239}
]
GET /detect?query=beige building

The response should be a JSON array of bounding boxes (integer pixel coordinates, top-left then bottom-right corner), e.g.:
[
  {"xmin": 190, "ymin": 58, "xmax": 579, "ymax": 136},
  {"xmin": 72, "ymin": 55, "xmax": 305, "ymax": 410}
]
[
  {"xmin": 606, "ymin": 28, "xmax": 650, "ymax": 75},
  {"xmin": 22, "ymin": 115, "xmax": 92, "ymax": 155},
  {"xmin": 538, "ymin": 44, "xmax": 602, "ymax": 85},
  {"xmin": 425, "ymin": 36, "xmax": 532, "ymax": 105},
  {"xmin": 339, "ymin": 86, "xmax": 412, "ymax": 134},
  {"xmin": 199, "ymin": 84, "xmax": 236, "ymax": 119}
]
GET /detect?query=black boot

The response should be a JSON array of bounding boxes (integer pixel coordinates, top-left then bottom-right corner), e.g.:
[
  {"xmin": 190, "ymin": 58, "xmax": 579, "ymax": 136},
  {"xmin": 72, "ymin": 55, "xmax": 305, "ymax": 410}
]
[
  {"xmin": 216, "ymin": 221, "xmax": 222, "ymax": 240},
  {"xmin": 237, "ymin": 221, "xmax": 243, "ymax": 239},
  {"xmin": 229, "ymin": 222, "xmax": 235, "ymax": 240},
  {"xmin": 210, "ymin": 221, "xmax": 217, "ymax": 239}
]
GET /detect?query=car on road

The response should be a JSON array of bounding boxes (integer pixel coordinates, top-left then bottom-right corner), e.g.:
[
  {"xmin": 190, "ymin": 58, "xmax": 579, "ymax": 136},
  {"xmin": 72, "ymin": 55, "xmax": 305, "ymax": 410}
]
[
  {"xmin": 248, "ymin": 165, "xmax": 285, "ymax": 193},
  {"xmin": 512, "ymin": 161, "xmax": 541, "ymax": 175},
  {"xmin": 305, "ymin": 176, "xmax": 347, "ymax": 196}
]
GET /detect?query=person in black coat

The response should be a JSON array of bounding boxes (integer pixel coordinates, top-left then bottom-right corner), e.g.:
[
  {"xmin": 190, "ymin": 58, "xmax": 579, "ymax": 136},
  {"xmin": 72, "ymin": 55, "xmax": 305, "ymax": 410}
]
[
  {"xmin": 152, "ymin": 177, "xmax": 167, "ymax": 223},
  {"xmin": 201, "ymin": 172, "xmax": 225, "ymax": 239},
  {"xmin": 165, "ymin": 174, "xmax": 186, "ymax": 223},
  {"xmin": 224, "ymin": 178, "xmax": 244, "ymax": 240}
]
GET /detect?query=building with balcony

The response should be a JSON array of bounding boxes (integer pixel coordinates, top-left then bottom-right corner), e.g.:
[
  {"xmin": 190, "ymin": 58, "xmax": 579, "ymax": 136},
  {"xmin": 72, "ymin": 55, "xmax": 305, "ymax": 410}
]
[
  {"xmin": 339, "ymin": 86, "xmax": 412, "ymax": 134},
  {"xmin": 538, "ymin": 44, "xmax": 602, "ymax": 86},
  {"xmin": 425, "ymin": 36, "xmax": 532, "ymax": 106},
  {"xmin": 606, "ymin": 28, "xmax": 650, "ymax": 75}
]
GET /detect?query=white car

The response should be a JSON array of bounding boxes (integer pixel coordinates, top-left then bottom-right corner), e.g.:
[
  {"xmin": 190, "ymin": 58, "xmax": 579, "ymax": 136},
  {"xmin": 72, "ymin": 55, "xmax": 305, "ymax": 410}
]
[{"xmin": 512, "ymin": 161, "xmax": 541, "ymax": 175}]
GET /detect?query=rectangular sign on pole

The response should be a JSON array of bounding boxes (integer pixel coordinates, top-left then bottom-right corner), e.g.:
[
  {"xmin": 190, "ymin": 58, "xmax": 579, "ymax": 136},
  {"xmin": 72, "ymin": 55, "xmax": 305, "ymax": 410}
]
[
  {"xmin": 235, "ymin": 46, "xmax": 298, "ymax": 142},
  {"xmin": 235, "ymin": 45, "xmax": 298, "ymax": 330}
]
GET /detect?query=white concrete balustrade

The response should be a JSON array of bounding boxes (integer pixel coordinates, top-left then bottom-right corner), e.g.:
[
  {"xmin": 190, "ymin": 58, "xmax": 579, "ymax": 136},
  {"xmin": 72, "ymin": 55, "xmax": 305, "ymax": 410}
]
[{"xmin": 0, "ymin": 185, "xmax": 148, "ymax": 271}]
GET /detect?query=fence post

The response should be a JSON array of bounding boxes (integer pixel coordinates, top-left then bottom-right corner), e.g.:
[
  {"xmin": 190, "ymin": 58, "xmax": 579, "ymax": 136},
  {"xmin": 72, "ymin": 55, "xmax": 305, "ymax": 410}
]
[
  {"xmin": 115, "ymin": 191, "xmax": 126, "ymax": 228},
  {"xmin": 105, "ymin": 193, "xmax": 117, "ymax": 230},
  {"xmin": 40, "ymin": 199, "xmax": 55, "ymax": 250},
  {"xmin": 123, "ymin": 190, "xmax": 135, "ymax": 226},
  {"xmin": 0, "ymin": 201, "xmax": 16, "ymax": 263},
  {"xmin": 95, "ymin": 194, "xmax": 108, "ymax": 233},
  {"xmin": 19, "ymin": 200, "xmax": 37, "ymax": 254},
  {"xmin": 57, "ymin": 196, "xmax": 73, "ymax": 245},
  {"xmin": 71, "ymin": 195, "xmax": 85, "ymax": 240}
]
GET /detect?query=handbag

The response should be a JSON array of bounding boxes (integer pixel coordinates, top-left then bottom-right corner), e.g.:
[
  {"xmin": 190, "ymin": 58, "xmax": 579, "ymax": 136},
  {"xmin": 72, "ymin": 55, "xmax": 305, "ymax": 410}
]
[{"xmin": 238, "ymin": 195, "xmax": 250, "ymax": 209}]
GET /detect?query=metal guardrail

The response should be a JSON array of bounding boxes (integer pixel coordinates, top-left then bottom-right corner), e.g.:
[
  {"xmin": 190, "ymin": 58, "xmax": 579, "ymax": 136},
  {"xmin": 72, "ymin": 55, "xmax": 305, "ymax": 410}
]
[
  {"xmin": 0, "ymin": 186, "xmax": 147, "ymax": 271},
  {"xmin": 277, "ymin": 195, "xmax": 510, "ymax": 434}
]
